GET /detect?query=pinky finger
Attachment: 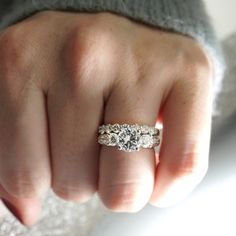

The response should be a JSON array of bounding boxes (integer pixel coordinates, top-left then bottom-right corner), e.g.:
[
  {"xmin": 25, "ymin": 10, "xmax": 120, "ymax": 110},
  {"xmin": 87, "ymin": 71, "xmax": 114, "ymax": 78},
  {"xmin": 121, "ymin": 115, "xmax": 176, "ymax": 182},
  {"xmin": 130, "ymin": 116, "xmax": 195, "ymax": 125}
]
[{"xmin": 150, "ymin": 65, "xmax": 213, "ymax": 207}]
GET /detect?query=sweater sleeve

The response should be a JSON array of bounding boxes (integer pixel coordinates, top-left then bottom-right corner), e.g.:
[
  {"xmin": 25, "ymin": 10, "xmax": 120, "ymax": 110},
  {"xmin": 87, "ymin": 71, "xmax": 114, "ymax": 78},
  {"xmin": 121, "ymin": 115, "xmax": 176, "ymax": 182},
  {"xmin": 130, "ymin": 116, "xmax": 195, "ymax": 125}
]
[{"xmin": 0, "ymin": 0, "xmax": 224, "ymax": 115}]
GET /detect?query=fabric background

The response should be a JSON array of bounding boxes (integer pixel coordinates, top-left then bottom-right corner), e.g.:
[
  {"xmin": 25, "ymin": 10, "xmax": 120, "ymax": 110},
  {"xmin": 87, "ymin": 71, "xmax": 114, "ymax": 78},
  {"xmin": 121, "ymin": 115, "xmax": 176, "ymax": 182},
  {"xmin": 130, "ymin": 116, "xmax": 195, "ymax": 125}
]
[{"xmin": 212, "ymin": 33, "xmax": 236, "ymax": 135}]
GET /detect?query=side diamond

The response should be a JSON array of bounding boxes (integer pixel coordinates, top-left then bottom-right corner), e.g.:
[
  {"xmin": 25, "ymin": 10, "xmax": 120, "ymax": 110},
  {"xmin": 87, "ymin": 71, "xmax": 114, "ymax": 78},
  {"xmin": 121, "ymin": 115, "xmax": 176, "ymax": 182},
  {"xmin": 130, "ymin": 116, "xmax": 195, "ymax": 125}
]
[
  {"xmin": 150, "ymin": 127, "xmax": 159, "ymax": 135},
  {"xmin": 98, "ymin": 125, "xmax": 105, "ymax": 134},
  {"xmin": 110, "ymin": 124, "xmax": 120, "ymax": 133},
  {"xmin": 140, "ymin": 135, "xmax": 153, "ymax": 148},
  {"xmin": 104, "ymin": 124, "xmax": 111, "ymax": 133},
  {"xmin": 98, "ymin": 134, "xmax": 110, "ymax": 145},
  {"xmin": 141, "ymin": 125, "xmax": 149, "ymax": 134},
  {"xmin": 109, "ymin": 133, "xmax": 118, "ymax": 146}
]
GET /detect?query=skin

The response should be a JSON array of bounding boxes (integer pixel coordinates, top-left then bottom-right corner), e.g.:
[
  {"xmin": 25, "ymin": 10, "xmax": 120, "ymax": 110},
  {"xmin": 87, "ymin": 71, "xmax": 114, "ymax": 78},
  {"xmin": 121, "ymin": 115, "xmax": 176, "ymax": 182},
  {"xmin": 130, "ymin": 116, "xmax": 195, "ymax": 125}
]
[{"xmin": 0, "ymin": 11, "xmax": 213, "ymax": 226}]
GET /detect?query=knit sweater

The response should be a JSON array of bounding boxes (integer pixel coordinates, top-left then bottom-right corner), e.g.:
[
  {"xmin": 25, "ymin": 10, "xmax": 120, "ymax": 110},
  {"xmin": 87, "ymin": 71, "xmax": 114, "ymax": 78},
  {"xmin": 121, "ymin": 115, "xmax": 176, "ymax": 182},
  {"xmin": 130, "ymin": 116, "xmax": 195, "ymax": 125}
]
[{"xmin": 0, "ymin": 0, "xmax": 224, "ymax": 114}]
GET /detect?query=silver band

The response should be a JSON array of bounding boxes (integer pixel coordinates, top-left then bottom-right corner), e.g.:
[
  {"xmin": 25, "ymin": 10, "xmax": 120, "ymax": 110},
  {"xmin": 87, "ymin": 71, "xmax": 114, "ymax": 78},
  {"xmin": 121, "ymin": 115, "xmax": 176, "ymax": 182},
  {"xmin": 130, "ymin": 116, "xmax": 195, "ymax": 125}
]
[{"xmin": 98, "ymin": 124, "xmax": 160, "ymax": 152}]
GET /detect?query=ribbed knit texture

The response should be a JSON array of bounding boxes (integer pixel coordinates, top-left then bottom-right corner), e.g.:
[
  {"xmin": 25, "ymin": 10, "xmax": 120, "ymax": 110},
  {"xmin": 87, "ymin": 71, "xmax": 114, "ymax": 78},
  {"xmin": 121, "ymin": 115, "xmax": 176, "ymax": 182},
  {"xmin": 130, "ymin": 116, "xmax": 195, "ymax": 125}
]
[{"xmin": 0, "ymin": 0, "xmax": 225, "ymax": 115}]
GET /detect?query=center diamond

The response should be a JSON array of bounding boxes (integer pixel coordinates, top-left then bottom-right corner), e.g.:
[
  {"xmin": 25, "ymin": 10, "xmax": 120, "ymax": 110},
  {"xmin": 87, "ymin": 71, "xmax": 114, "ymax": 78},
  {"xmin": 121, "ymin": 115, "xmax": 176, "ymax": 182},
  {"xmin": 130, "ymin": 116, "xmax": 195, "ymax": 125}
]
[{"xmin": 118, "ymin": 126, "xmax": 141, "ymax": 152}]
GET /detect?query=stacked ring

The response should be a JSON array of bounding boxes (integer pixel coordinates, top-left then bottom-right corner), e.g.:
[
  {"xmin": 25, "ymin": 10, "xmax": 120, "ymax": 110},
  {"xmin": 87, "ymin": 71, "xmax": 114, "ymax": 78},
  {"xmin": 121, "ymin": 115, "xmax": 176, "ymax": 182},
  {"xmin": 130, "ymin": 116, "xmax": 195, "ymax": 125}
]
[{"xmin": 98, "ymin": 124, "xmax": 160, "ymax": 152}]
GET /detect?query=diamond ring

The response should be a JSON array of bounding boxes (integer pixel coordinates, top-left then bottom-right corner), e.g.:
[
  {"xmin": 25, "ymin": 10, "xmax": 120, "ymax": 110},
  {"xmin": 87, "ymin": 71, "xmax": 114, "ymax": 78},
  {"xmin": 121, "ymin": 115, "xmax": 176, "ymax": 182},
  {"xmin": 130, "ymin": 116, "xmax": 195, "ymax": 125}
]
[{"xmin": 98, "ymin": 124, "xmax": 160, "ymax": 152}]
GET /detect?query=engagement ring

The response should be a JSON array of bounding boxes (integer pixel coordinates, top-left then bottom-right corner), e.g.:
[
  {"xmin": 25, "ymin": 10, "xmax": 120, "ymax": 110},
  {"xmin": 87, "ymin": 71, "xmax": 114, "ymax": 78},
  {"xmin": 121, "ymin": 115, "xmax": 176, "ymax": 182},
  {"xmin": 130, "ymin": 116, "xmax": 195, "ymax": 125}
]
[{"xmin": 98, "ymin": 124, "xmax": 160, "ymax": 152}]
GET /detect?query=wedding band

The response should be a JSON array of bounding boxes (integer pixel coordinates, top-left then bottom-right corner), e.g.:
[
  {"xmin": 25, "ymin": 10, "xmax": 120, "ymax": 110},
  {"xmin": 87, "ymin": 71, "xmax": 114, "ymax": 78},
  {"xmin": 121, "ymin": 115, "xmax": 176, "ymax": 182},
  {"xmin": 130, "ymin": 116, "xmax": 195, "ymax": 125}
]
[{"xmin": 98, "ymin": 124, "xmax": 160, "ymax": 152}]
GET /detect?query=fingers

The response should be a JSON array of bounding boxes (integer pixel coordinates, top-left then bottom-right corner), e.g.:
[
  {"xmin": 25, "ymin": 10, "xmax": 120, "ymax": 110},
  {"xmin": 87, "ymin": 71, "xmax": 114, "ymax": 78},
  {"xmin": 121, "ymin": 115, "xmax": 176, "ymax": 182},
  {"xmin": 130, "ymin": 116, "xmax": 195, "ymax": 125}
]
[
  {"xmin": 150, "ymin": 64, "xmax": 213, "ymax": 207},
  {"xmin": 48, "ymin": 49, "xmax": 107, "ymax": 202},
  {"xmin": 48, "ymin": 83, "xmax": 103, "ymax": 202},
  {"xmin": 0, "ymin": 86, "xmax": 51, "ymax": 197},
  {"xmin": 98, "ymin": 77, "xmax": 162, "ymax": 212},
  {"xmin": 48, "ymin": 26, "xmax": 119, "ymax": 203},
  {"xmin": 0, "ymin": 84, "xmax": 51, "ymax": 225}
]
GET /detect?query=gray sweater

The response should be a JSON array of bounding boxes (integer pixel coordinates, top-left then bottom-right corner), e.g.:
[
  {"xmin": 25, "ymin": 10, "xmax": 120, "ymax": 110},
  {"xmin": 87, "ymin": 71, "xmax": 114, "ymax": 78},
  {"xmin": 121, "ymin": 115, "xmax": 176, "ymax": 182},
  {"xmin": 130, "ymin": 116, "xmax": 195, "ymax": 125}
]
[{"xmin": 0, "ymin": 0, "xmax": 224, "ymax": 114}]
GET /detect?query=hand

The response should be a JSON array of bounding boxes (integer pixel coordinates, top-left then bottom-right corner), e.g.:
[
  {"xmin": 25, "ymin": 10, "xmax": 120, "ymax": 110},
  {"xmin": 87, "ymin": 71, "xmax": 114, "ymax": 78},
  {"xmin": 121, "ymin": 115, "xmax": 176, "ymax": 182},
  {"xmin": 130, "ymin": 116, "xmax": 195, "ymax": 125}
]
[{"xmin": 0, "ymin": 11, "xmax": 213, "ymax": 226}]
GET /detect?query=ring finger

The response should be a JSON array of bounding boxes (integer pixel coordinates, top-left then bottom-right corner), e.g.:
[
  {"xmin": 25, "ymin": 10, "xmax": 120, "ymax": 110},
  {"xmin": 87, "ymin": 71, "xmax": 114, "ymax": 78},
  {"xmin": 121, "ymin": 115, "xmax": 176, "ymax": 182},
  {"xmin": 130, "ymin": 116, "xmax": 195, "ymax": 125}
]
[{"xmin": 98, "ymin": 76, "xmax": 163, "ymax": 212}]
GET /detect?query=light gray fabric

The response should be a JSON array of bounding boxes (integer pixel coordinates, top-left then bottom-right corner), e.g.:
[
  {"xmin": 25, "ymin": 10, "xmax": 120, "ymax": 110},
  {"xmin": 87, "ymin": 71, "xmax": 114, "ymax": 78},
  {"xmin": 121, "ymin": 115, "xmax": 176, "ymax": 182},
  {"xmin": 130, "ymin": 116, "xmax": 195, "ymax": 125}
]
[
  {"xmin": 0, "ymin": 190, "xmax": 109, "ymax": 236},
  {"xmin": 0, "ymin": 0, "xmax": 224, "ymax": 115},
  {"xmin": 212, "ymin": 33, "xmax": 236, "ymax": 135}
]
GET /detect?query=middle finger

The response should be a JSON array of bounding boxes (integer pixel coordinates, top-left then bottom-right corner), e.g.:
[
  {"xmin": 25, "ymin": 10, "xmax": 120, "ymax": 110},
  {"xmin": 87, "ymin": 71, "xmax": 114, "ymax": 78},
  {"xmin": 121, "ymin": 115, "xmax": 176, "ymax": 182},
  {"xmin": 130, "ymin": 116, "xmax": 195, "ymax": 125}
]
[{"xmin": 48, "ymin": 67, "xmax": 104, "ymax": 203}]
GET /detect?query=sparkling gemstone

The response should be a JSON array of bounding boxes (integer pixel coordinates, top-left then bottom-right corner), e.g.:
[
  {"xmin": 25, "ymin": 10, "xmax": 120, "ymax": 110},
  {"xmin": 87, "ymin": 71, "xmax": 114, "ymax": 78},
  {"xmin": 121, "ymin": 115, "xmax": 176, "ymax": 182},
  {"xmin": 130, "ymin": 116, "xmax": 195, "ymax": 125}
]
[
  {"xmin": 98, "ymin": 134, "xmax": 110, "ymax": 145},
  {"xmin": 130, "ymin": 124, "xmax": 136, "ymax": 129},
  {"xmin": 104, "ymin": 125, "xmax": 111, "ymax": 133},
  {"xmin": 150, "ymin": 127, "xmax": 158, "ymax": 135},
  {"xmin": 141, "ymin": 125, "xmax": 149, "ymax": 134},
  {"xmin": 98, "ymin": 125, "xmax": 105, "ymax": 134},
  {"xmin": 109, "ymin": 133, "xmax": 118, "ymax": 146},
  {"xmin": 140, "ymin": 135, "xmax": 153, "ymax": 148},
  {"xmin": 134, "ymin": 124, "xmax": 141, "ymax": 133},
  {"xmin": 110, "ymin": 124, "xmax": 120, "ymax": 133},
  {"xmin": 121, "ymin": 124, "xmax": 129, "ymax": 129},
  {"xmin": 118, "ymin": 127, "xmax": 140, "ymax": 152}
]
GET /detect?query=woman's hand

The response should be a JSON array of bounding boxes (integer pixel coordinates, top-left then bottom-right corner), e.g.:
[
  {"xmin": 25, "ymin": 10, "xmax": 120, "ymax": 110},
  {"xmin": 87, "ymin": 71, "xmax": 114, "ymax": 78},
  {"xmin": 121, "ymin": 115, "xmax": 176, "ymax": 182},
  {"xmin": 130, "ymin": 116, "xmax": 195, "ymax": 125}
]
[{"xmin": 0, "ymin": 11, "xmax": 213, "ymax": 226}]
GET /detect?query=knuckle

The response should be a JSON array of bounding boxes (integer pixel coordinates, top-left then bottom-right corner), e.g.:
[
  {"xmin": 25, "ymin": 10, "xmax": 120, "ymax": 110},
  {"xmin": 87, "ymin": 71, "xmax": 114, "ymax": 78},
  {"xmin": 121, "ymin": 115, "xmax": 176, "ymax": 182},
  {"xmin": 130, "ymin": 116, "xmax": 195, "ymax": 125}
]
[
  {"xmin": 52, "ymin": 184, "xmax": 95, "ymax": 203},
  {"xmin": 99, "ymin": 182, "xmax": 145, "ymax": 212},
  {"xmin": 0, "ymin": 28, "xmax": 32, "ymax": 91},
  {"xmin": 62, "ymin": 20, "xmax": 117, "ymax": 89},
  {"xmin": 0, "ymin": 29, "xmax": 37, "ymax": 107},
  {"xmin": 0, "ymin": 28, "xmax": 29, "ymax": 70},
  {"xmin": 62, "ymin": 28, "xmax": 96, "ymax": 89},
  {"xmin": 2, "ymin": 169, "xmax": 48, "ymax": 198},
  {"xmin": 181, "ymin": 44, "xmax": 212, "ymax": 80}
]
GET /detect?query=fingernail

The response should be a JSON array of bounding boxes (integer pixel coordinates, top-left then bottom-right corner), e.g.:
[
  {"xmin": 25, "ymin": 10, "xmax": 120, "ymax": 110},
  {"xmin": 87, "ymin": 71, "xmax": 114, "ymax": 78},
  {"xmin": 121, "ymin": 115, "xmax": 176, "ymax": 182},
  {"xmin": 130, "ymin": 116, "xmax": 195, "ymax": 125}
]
[{"xmin": 2, "ymin": 199, "xmax": 24, "ymax": 224}]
